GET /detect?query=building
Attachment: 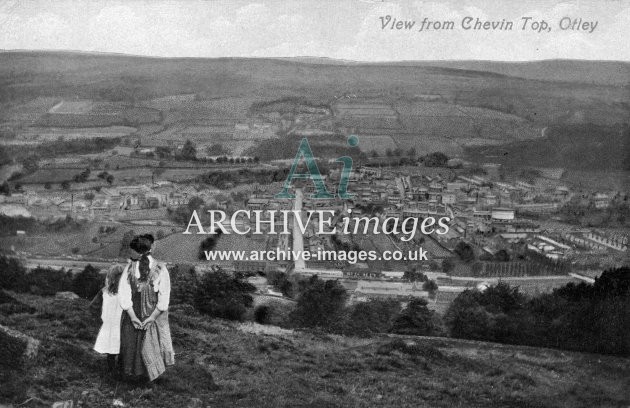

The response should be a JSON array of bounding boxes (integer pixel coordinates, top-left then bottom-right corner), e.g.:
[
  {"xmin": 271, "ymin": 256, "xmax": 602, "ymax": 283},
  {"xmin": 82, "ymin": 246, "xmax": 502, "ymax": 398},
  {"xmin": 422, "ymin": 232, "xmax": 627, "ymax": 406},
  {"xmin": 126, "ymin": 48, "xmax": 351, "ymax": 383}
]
[{"xmin": 491, "ymin": 208, "xmax": 515, "ymax": 223}]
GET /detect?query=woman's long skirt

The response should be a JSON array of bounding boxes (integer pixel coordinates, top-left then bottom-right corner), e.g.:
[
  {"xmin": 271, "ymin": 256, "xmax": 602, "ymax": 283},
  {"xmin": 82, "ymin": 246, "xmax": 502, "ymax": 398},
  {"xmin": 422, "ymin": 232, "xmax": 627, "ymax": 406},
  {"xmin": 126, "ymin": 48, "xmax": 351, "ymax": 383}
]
[{"xmin": 119, "ymin": 306, "xmax": 147, "ymax": 378}]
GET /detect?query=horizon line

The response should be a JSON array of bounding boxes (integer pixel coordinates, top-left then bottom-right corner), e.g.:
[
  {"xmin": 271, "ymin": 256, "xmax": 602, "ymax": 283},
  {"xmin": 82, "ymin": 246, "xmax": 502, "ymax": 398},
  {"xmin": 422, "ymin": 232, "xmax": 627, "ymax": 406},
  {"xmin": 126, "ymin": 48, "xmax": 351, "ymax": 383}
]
[{"xmin": 2, "ymin": 48, "xmax": 629, "ymax": 65}]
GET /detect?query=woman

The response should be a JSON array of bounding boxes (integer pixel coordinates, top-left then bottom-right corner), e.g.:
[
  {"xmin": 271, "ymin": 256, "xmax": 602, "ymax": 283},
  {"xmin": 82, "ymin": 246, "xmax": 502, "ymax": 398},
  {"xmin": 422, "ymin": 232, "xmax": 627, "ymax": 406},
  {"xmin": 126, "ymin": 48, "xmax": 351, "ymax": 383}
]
[{"xmin": 118, "ymin": 234, "xmax": 174, "ymax": 381}]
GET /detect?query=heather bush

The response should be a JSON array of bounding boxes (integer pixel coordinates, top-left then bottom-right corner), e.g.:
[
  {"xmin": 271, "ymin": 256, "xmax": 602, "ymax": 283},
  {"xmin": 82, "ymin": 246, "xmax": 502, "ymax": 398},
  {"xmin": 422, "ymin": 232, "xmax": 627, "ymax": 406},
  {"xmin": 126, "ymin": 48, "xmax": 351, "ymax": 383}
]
[
  {"xmin": 72, "ymin": 264, "xmax": 103, "ymax": 299},
  {"xmin": 194, "ymin": 269, "xmax": 256, "ymax": 321}
]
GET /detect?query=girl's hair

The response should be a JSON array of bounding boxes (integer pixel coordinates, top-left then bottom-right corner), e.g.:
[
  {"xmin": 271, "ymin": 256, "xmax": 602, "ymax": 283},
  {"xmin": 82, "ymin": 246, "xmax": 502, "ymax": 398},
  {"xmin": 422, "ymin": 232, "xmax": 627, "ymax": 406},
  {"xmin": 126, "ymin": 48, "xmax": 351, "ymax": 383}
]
[
  {"xmin": 138, "ymin": 252, "xmax": 151, "ymax": 281},
  {"xmin": 106, "ymin": 265, "xmax": 124, "ymax": 295}
]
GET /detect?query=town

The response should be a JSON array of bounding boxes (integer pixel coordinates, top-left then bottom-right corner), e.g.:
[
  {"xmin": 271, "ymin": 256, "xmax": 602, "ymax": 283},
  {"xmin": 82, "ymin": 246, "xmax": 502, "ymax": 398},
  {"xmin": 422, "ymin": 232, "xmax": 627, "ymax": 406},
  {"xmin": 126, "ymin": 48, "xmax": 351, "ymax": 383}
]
[{"xmin": 0, "ymin": 53, "xmax": 628, "ymax": 318}]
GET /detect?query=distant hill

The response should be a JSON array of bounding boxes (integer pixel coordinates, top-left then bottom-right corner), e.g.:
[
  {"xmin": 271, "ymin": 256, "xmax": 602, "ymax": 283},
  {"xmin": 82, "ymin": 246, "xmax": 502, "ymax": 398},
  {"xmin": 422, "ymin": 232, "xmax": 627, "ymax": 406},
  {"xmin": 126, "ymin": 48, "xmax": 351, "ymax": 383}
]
[
  {"xmin": 1, "ymin": 51, "xmax": 628, "ymax": 127},
  {"xmin": 467, "ymin": 123, "xmax": 630, "ymax": 170},
  {"xmin": 416, "ymin": 60, "xmax": 630, "ymax": 86},
  {"xmin": 288, "ymin": 58, "xmax": 630, "ymax": 86}
]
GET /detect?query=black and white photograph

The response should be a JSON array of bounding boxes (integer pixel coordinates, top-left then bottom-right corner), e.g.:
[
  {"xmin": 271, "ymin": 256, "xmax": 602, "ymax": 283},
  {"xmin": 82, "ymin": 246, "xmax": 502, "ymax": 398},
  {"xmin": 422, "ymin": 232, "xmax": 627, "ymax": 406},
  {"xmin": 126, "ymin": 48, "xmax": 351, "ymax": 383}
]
[{"xmin": 0, "ymin": 1, "xmax": 628, "ymax": 407}]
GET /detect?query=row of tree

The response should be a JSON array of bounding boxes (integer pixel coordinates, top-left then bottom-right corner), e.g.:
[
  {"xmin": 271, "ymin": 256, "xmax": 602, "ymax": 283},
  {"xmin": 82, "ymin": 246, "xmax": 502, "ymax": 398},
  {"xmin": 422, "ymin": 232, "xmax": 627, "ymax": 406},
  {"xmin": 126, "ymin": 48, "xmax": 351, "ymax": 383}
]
[
  {"xmin": 445, "ymin": 267, "xmax": 629, "ymax": 355},
  {"xmin": 0, "ymin": 256, "xmax": 102, "ymax": 299}
]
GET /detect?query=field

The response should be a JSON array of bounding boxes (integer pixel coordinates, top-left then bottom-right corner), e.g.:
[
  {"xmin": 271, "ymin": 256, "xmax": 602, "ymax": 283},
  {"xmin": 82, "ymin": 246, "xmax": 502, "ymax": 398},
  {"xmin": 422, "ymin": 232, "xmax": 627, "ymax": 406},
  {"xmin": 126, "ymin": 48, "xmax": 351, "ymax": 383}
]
[
  {"xmin": 561, "ymin": 170, "xmax": 630, "ymax": 191},
  {"xmin": 2, "ymin": 53, "xmax": 627, "ymax": 171},
  {"xmin": 355, "ymin": 135, "xmax": 398, "ymax": 154},
  {"xmin": 1, "ymin": 292, "xmax": 629, "ymax": 407},
  {"xmin": 15, "ymin": 126, "xmax": 136, "ymax": 142},
  {"xmin": 155, "ymin": 232, "xmax": 267, "ymax": 264},
  {"xmin": 0, "ymin": 220, "xmax": 178, "ymax": 260},
  {"xmin": 19, "ymin": 168, "xmax": 90, "ymax": 184},
  {"xmin": 0, "ymin": 97, "xmax": 60, "ymax": 125}
]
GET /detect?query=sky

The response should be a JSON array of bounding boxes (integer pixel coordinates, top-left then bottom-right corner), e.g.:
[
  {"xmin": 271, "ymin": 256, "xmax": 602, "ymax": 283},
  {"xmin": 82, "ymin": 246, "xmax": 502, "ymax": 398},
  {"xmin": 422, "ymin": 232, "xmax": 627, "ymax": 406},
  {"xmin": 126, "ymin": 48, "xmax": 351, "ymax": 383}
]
[{"xmin": 0, "ymin": 0, "xmax": 628, "ymax": 61}]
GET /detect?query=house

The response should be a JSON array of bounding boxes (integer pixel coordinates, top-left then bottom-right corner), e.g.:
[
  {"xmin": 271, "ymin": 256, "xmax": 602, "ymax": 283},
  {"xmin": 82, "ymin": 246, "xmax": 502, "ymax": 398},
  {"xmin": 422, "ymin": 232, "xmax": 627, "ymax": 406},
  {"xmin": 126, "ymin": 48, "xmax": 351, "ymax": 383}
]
[
  {"xmin": 441, "ymin": 192, "xmax": 456, "ymax": 204},
  {"xmin": 593, "ymin": 193, "xmax": 611, "ymax": 209},
  {"xmin": 247, "ymin": 198, "xmax": 270, "ymax": 211}
]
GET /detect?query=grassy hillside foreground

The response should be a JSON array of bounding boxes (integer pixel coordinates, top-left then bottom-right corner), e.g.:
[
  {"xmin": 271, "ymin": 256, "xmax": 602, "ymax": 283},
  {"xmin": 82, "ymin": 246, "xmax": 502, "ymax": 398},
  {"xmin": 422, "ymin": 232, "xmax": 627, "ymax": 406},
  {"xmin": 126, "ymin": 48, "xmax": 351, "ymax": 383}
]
[{"xmin": 0, "ymin": 292, "xmax": 629, "ymax": 408}]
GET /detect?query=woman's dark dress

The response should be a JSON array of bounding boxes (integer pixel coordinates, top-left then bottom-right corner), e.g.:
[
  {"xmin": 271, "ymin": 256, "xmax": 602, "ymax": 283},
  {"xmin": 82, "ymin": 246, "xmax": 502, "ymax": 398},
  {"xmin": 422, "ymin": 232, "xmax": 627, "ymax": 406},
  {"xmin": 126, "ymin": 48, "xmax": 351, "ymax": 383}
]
[{"xmin": 119, "ymin": 262, "xmax": 174, "ymax": 380}]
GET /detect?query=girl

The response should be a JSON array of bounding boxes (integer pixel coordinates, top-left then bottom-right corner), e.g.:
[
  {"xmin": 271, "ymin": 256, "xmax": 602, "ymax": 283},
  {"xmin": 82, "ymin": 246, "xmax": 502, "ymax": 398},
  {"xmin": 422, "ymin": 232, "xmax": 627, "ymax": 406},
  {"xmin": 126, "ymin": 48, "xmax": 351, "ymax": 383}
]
[{"xmin": 94, "ymin": 264, "xmax": 124, "ymax": 374}]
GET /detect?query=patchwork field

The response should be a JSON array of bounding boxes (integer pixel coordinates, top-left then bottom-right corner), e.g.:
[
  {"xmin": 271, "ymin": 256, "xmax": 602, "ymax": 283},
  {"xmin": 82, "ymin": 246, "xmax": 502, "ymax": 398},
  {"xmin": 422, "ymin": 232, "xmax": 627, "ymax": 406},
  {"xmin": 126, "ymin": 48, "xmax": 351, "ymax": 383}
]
[
  {"xmin": 355, "ymin": 135, "xmax": 398, "ymax": 154},
  {"xmin": 15, "ymin": 126, "xmax": 136, "ymax": 142},
  {"xmin": 0, "ymin": 223, "xmax": 176, "ymax": 259},
  {"xmin": 155, "ymin": 232, "xmax": 267, "ymax": 264}
]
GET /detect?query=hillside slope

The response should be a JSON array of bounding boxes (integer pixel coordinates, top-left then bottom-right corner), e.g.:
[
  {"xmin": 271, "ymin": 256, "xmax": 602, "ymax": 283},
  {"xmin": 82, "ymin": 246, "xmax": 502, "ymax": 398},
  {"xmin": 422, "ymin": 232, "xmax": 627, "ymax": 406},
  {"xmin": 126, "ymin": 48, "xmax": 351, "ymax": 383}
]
[
  {"xmin": 1, "ymin": 293, "xmax": 628, "ymax": 408},
  {"xmin": 1, "ymin": 52, "xmax": 628, "ymax": 127}
]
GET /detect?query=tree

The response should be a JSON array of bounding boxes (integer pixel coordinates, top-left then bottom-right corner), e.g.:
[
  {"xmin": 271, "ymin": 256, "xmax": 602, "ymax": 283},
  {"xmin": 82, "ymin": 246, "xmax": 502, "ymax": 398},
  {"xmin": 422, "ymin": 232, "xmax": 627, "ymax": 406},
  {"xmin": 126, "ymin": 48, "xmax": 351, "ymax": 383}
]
[
  {"xmin": 206, "ymin": 143, "xmax": 229, "ymax": 156},
  {"xmin": 198, "ymin": 235, "xmax": 221, "ymax": 260},
  {"xmin": 0, "ymin": 255, "xmax": 27, "ymax": 291},
  {"xmin": 119, "ymin": 230, "xmax": 136, "ymax": 258},
  {"xmin": 106, "ymin": 174, "xmax": 114, "ymax": 185},
  {"xmin": 495, "ymin": 249, "xmax": 510, "ymax": 262},
  {"xmin": 22, "ymin": 156, "xmax": 39, "ymax": 173},
  {"xmin": 344, "ymin": 299, "xmax": 401, "ymax": 336},
  {"xmin": 454, "ymin": 241, "xmax": 475, "ymax": 263},
  {"xmin": 391, "ymin": 298, "xmax": 440, "ymax": 336},
  {"xmin": 441, "ymin": 258, "xmax": 455, "ymax": 273},
  {"xmin": 194, "ymin": 269, "xmax": 256, "ymax": 320},
  {"xmin": 170, "ymin": 264, "xmax": 199, "ymax": 306},
  {"xmin": 266, "ymin": 270, "xmax": 296, "ymax": 298},
  {"xmin": 290, "ymin": 276, "xmax": 348, "ymax": 329},
  {"xmin": 403, "ymin": 267, "xmax": 426, "ymax": 282},
  {"xmin": 72, "ymin": 264, "xmax": 103, "ymax": 299},
  {"xmin": 26, "ymin": 267, "xmax": 73, "ymax": 296},
  {"xmin": 424, "ymin": 152, "xmax": 449, "ymax": 167},
  {"xmin": 74, "ymin": 168, "xmax": 91, "ymax": 183},
  {"xmin": 187, "ymin": 196, "xmax": 205, "ymax": 212},
  {"xmin": 61, "ymin": 180, "xmax": 71, "ymax": 190},
  {"xmin": 181, "ymin": 139, "xmax": 197, "ymax": 160},
  {"xmin": 44, "ymin": 182, "xmax": 51, "ymax": 190},
  {"xmin": 0, "ymin": 181, "xmax": 10, "ymax": 196},
  {"xmin": 444, "ymin": 289, "xmax": 492, "ymax": 340},
  {"xmin": 407, "ymin": 147, "xmax": 417, "ymax": 158},
  {"xmin": 156, "ymin": 146, "xmax": 171, "ymax": 159},
  {"xmin": 422, "ymin": 279, "xmax": 438, "ymax": 296}
]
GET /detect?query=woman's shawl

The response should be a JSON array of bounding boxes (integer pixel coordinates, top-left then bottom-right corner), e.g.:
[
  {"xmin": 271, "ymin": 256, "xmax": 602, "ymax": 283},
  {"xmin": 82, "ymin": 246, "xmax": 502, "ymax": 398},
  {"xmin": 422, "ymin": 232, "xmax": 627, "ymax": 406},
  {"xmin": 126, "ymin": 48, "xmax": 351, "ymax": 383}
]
[{"xmin": 140, "ymin": 261, "xmax": 175, "ymax": 381}]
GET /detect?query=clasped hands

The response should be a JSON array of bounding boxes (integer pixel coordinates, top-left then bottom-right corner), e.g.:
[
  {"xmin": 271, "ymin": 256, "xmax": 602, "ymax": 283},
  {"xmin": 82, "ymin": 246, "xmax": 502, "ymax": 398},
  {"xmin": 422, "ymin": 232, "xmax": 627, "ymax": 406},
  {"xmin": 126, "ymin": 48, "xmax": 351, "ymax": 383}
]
[{"xmin": 131, "ymin": 316, "xmax": 156, "ymax": 330}]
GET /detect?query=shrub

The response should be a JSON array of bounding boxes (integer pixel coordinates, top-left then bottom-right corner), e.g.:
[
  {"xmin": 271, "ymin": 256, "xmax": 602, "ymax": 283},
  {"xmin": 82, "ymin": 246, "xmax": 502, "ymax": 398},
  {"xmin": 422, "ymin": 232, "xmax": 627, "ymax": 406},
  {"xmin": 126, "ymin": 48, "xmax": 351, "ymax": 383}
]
[
  {"xmin": 445, "ymin": 269, "xmax": 630, "ymax": 355},
  {"xmin": 194, "ymin": 269, "xmax": 256, "ymax": 321},
  {"xmin": 266, "ymin": 270, "xmax": 296, "ymax": 298},
  {"xmin": 119, "ymin": 230, "xmax": 135, "ymax": 258},
  {"xmin": 72, "ymin": 264, "xmax": 103, "ymax": 299},
  {"xmin": 170, "ymin": 264, "xmax": 198, "ymax": 306},
  {"xmin": 198, "ymin": 235, "xmax": 220, "ymax": 260},
  {"xmin": 254, "ymin": 305, "xmax": 272, "ymax": 324},
  {"xmin": 343, "ymin": 299, "xmax": 401, "ymax": 336},
  {"xmin": 454, "ymin": 241, "xmax": 475, "ymax": 263},
  {"xmin": 0, "ymin": 256, "xmax": 28, "ymax": 292},
  {"xmin": 25, "ymin": 267, "xmax": 73, "ymax": 296},
  {"xmin": 391, "ymin": 298, "xmax": 442, "ymax": 336},
  {"xmin": 422, "ymin": 280, "xmax": 438, "ymax": 298},
  {"xmin": 290, "ymin": 276, "xmax": 347, "ymax": 330}
]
